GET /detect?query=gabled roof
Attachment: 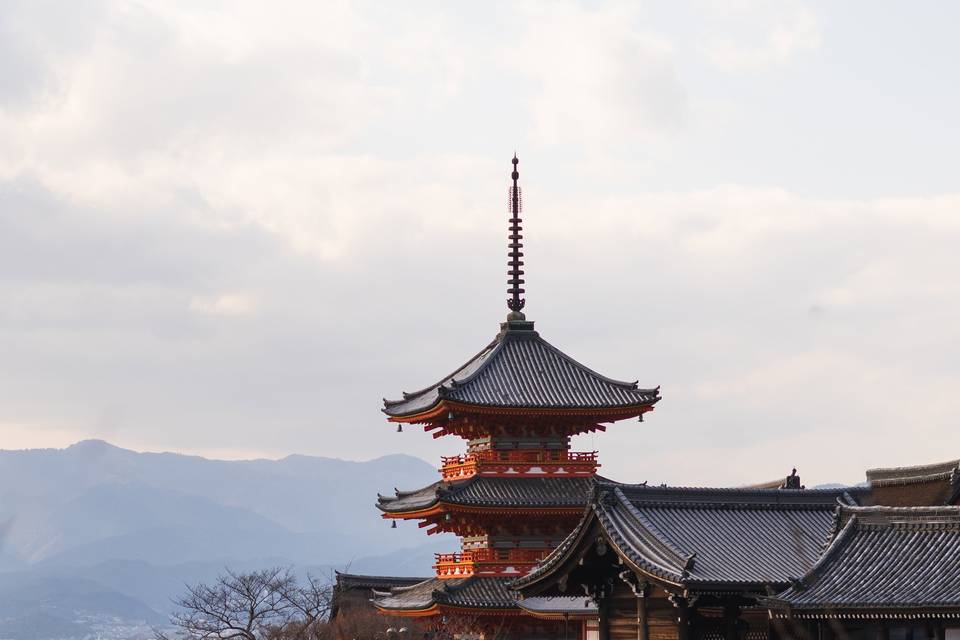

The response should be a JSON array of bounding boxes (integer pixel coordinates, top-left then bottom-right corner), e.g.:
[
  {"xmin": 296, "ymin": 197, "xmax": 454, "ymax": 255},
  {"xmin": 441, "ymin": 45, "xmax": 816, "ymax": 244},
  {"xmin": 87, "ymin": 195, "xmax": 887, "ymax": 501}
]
[
  {"xmin": 514, "ymin": 481, "xmax": 866, "ymax": 593},
  {"xmin": 377, "ymin": 476, "xmax": 596, "ymax": 514},
  {"xmin": 765, "ymin": 505, "xmax": 960, "ymax": 617},
  {"xmin": 382, "ymin": 320, "xmax": 660, "ymax": 419},
  {"xmin": 373, "ymin": 576, "xmax": 517, "ymax": 613}
]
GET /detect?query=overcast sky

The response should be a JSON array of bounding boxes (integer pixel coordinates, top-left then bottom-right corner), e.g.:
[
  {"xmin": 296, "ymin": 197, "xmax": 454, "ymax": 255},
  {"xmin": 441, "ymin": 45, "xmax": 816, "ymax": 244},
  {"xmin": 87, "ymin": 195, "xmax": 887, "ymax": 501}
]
[{"xmin": 2, "ymin": 0, "xmax": 960, "ymax": 486}]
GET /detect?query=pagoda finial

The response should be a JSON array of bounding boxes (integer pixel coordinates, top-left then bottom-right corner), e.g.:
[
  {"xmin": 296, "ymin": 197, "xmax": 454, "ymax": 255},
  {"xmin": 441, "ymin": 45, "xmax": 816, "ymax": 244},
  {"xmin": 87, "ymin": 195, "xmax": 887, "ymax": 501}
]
[{"xmin": 507, "ymin": 154, "xmax": 526, "ymax": 319}]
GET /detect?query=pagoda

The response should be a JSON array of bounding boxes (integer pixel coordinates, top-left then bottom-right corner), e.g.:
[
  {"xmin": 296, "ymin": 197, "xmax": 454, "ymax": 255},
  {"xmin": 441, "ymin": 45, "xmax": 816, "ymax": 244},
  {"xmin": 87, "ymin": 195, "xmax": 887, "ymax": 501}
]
[{"xmin": 373, "ymin": 156, "xmax": 660, "ymax": 634}]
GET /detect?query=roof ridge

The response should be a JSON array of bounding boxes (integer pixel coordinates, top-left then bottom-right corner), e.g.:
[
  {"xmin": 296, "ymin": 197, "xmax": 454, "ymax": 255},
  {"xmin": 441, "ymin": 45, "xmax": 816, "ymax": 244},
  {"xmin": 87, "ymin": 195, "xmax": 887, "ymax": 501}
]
[
  {"xmin": 612, "ymin": 487, "xmax": 692, "ymax": 570},
  {"xmin": 442, "ymin": 334, "xmax": 511, "ymax": 389},
  {"xmin": 840, "ymin": 504, "xmax": 960, "ymax": 516},
  {"xmin": 866, "ymin": 458, "xmax": 959, "ymax": 479},
  {"xmin": 596, "ymin": 494, "xmax": 685, "ymax": 582},
  {"xmin": 382, "ymin": 335, "xmax": 500, "ymax": 407},
  {"xmin": 336, "ymin": 572, "xmax": 428, "ymax": 581},
  {"xmin": 532, "ymin": 333, "xmax": 656, "ymax": 391},
  {"xmin": 612, "ymin": 482, "xmax": 864, "ymax": 506}
]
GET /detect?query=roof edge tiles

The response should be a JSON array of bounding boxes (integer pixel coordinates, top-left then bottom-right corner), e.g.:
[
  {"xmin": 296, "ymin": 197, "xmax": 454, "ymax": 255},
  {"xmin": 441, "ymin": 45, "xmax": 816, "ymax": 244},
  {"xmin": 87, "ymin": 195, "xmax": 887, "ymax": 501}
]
[
  {"xmin": 377, "ymin": 476, "xmax": 597, "ymax": 515},
  {"xmin": 373, "ymin": 576, "xmax": 520, "ymax": 614},
  {"xmin": 382, "ymin": 323, "xmax": 660, "ymax": 419}
]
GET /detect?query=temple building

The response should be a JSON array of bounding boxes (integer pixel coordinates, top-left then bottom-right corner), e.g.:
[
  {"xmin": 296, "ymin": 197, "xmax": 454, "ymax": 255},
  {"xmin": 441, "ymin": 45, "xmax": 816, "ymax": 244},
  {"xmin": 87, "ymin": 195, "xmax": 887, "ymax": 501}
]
[
  {"xmin": 512, "ymin": 478, "xmax": 869, "ymax": 640},
  {"xmin": 764, "ymin": 505, "xmax": 960, "ymax": 635},
  {"xmin": 353, "ymin": 155, "xmax": 960, "ymax": 640},
  {"xmin": 371, "ymin": 156, "xmax": 660, "ymax": 635},
  {"xmin": 507, "ymin": 458, "xmax": 960, "ymax": 640}
]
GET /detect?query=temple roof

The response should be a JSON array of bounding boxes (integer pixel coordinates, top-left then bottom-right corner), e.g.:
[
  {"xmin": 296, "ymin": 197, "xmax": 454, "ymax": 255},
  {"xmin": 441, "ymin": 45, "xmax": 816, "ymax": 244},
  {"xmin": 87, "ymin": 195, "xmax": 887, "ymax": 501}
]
[
  {"xmin": 514, "ymin": 481, "xmax": 867, "ymax": 593},
  {"xmin": 374, "ymin": 576, "xmax": 517, "ymax": 612},
  {"xmin": 765, "ymin": 505, "xmax": 960, "ymax": 616},
  {"xmin": 382, "ymin": 320, "xmax": 660, "ymax": 419},
  {"xmin": 866, "ymin": 458, "xmax": 960, "ymax": 487},
  {"xmin": 865, "ymin": 458, "xmax": 960, "ymax": 507},
  {"xmin": 377, "ymin": 476, "xmax": 596, "ymax": 514}
]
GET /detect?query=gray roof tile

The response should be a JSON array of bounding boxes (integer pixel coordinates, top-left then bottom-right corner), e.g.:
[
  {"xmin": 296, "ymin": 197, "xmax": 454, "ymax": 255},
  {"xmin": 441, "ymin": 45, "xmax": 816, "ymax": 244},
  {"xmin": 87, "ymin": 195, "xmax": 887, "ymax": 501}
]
[
  {"xmin": 377, "ymin": 476, "xmax": 596, "ymax": 513},
  {"xmin": 383, "ymin": 322, "xmax": 659, "ymax": 417},
  {"xmin": 374, "ymin": 576, "xmax": 517, "ymax": 611},
  {"xmin": 767, "ymin": 505, "xmax": 960, "ymax": 613},
  {"xmin": 515, "ymin": 481, "xmax": 867, "ymax": 592}
]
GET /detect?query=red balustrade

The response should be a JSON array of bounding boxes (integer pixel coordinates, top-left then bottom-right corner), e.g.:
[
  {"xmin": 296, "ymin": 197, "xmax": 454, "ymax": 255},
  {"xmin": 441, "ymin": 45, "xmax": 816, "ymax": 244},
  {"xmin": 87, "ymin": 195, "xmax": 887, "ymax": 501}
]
[
  {"xmin": 433, "ymin": 547, "xmax": 552, "ymax": 578},
  {"xmin": 440, "ymin": 450, "xmax": 599, "ymax": 480}
]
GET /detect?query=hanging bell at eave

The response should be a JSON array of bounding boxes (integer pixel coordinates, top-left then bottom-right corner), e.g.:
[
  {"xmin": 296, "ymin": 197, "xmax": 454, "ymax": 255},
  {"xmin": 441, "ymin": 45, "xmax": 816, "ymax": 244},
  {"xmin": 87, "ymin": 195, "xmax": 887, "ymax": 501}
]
[
  {"xmin": 397, "ymin": 424, "xmax": 403, "ymax": 433},
  {"xmin": 391, "ymin": 520, "xmax": 397, "ymax": 529}
]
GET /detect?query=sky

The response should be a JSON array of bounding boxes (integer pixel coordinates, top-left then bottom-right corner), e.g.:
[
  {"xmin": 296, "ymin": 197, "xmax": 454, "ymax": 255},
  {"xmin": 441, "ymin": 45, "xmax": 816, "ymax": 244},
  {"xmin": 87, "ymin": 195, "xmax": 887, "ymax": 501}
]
[{"xmin": 2, "ymin": 0, "xmax": 960, "ymax": 487}]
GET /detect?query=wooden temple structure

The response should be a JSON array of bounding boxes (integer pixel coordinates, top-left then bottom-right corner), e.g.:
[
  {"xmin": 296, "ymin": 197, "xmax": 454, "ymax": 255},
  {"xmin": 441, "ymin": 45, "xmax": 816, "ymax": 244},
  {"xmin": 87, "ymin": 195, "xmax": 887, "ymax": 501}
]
[
  {"xmin": 370, "ymin": 156, "xmax": 660, "ymax": 637},
  {"xmin": 350, "ymin": 156, "xmax": 960, "ymax": 640},
  {"xmin": 511, "ymin": 474, "xmax": 960, "ymax": 640}
]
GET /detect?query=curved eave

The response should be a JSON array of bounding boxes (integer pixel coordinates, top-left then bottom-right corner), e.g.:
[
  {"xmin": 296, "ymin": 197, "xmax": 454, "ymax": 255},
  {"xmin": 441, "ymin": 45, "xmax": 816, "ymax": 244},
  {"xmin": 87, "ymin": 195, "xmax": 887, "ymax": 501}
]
[
  {"xmin": 386, "ymin": 398, "xmax": 659, "ymax": 424},
  {"xmin": 516, "ymin": 600, "xmax": 598, "ymax": 620},
  {"xmin": 435, "ymin": 604, "xmax": 525, "ymax": 616},
  {"xmin": 380, "ymin": 503, "xmax": 587, "ymax": 520},
  {"xmin": 600, "ymin": 525, "xmax": 687, "ymax": 591},
  {"xmin": 375, "ymin": 603, "xmax": 524, "ymax": 618},
  {"xmin": 514, "ymin": 499, "xmax": 688, "ymax": 596},
  {"xmin": 767, "ymin": 606, "xmax": 960, "ymax": 620},
  {"xmin": 512, "ymin": 509, "xmax": 598, "ymax": 594},
  {"xmin": 375, "ymin": 603, "xmax": 441, "ymax": 617}
]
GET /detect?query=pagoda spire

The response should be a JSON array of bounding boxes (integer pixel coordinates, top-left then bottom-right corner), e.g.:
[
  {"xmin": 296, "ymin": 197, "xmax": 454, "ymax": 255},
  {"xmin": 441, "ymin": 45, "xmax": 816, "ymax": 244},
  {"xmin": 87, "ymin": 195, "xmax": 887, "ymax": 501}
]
[{"xmin": 507, "ymin": 154, "xmax": 526, "ymax": 317}]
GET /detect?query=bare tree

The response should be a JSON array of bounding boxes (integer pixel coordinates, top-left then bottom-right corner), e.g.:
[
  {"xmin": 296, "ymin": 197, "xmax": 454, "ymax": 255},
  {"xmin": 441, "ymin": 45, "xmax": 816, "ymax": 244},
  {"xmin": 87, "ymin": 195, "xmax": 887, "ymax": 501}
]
[{"xmin": 157, "ymin": 567, "xmax": 333, "ymax": 640}]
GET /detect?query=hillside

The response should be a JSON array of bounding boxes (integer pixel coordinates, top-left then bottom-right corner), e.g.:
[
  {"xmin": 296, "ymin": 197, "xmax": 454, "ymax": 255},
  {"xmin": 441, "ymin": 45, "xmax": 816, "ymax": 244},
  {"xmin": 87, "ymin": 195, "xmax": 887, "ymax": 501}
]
[{"xmin": 0, "ymin": 441, "xmax": 447, "ymax": 639}]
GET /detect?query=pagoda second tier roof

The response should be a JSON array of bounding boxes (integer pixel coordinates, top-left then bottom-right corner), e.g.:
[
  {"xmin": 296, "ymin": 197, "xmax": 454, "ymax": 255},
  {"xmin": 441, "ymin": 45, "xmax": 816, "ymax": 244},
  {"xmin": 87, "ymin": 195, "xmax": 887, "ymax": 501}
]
[
  {"xmin": 377, "ymin": 476, "xmax": 596, "ymax": 515},
  {"xmin": 373, "ymin": 576, "xmax": 517, "ymax": 613},
  {"xmin": 382, "ymin": 319, "xmax": 660, "ymax": 419}
]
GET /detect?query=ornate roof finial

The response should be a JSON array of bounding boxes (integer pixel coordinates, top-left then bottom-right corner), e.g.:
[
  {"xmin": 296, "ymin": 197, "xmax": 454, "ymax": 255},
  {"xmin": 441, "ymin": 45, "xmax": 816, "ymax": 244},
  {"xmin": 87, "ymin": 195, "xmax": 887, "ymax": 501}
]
[{"xmin": 507, "ymin": 154, "xmax": 526, "ymax": 319}]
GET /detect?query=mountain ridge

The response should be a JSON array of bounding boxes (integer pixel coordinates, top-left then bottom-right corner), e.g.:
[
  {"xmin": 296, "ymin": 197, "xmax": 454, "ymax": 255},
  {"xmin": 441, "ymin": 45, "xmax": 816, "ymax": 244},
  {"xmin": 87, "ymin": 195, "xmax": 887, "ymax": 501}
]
[{"xmin": 0, "ymin": 439, "xmax": 452, "ymax": 638}]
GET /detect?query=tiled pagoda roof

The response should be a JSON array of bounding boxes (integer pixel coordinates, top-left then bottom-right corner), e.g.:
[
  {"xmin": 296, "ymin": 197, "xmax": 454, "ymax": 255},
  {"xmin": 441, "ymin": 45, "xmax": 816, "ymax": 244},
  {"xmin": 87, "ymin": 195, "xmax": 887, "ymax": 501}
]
[
  {"xmin": 514, "ymin": 481, "xmax": 867, "ymax": 593},
  {"xmin": 765, "ymin": 505, "xmax": 960, "ymax": 616},
  {"xmin": 377, "ymin": 476, "xmax": 596, "ymax": 514},
  {"xmin": 382, "ymin": 320, "xmax": 659, "ymax": 419},
  {"xmin": 331, "ymin": 572, "xmax": 428, "ymax": 619},
  {"xmin": 373, "ymin": 576, "xmax": 517, "ymax": 612}
]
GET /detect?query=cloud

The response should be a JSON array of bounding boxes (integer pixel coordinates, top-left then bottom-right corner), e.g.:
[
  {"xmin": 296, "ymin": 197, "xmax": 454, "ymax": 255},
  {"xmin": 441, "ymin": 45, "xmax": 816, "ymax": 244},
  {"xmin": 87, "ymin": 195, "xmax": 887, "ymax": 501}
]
[
  {"xmin": 509, "ymin": 2, "xmax": 687, "ymax": 145},
  {"xmin": 699, "ymin": 1, "xmax": 821, "ymax": 72},
  {"xmin": 0, "ymin": 0, "xmax": 959, "ymax": 490},
  {"xmin": 189, "ymin": 293, "xmax": 258, "ymax": 316}
]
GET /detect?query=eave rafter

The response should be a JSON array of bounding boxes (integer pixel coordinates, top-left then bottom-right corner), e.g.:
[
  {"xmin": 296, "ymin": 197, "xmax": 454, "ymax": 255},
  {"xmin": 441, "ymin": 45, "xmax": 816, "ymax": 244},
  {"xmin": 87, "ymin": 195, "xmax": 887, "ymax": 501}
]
[
  {"xmin": 381, "ymin": 504, "xmax": 585, "ymax": 521},
  {"xmin": 388, "ymin": 400, "xmax": 656, "ymax": 428}
]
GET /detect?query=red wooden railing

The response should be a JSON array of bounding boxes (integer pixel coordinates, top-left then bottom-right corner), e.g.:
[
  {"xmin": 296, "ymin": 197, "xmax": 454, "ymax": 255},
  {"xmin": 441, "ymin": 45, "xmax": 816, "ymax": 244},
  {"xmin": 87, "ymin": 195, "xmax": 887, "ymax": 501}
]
[
  {"xmin": 433, "ymin": 548, "xmax": 551, "ymax": 577},
  {"xmin": 439, "ymin": 450, "xmax": 598, "ymax": 480}
]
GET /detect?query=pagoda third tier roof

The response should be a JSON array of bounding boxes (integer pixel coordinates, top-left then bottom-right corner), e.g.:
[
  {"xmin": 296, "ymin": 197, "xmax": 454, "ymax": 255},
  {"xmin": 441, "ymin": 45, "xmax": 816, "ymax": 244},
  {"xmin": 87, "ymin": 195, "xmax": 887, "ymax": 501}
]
[
  {"xmin": 382, "ymin": 320, "xmax": 660, "ymax": 419},
  {"xmin": 373, "ymin": 576, "xmax": 517, "ymax": 613},
  {"xmin": 377, "ymin": 476, "xmax": 596, "ymax": 515}
]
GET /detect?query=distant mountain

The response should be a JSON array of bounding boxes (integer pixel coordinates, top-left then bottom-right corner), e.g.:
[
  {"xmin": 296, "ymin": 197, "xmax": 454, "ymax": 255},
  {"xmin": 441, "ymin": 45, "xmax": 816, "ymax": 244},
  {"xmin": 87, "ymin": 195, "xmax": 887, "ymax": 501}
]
[{"xmin": 0, "ymin": 441, "xmax": 450, "ymax": 639}]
